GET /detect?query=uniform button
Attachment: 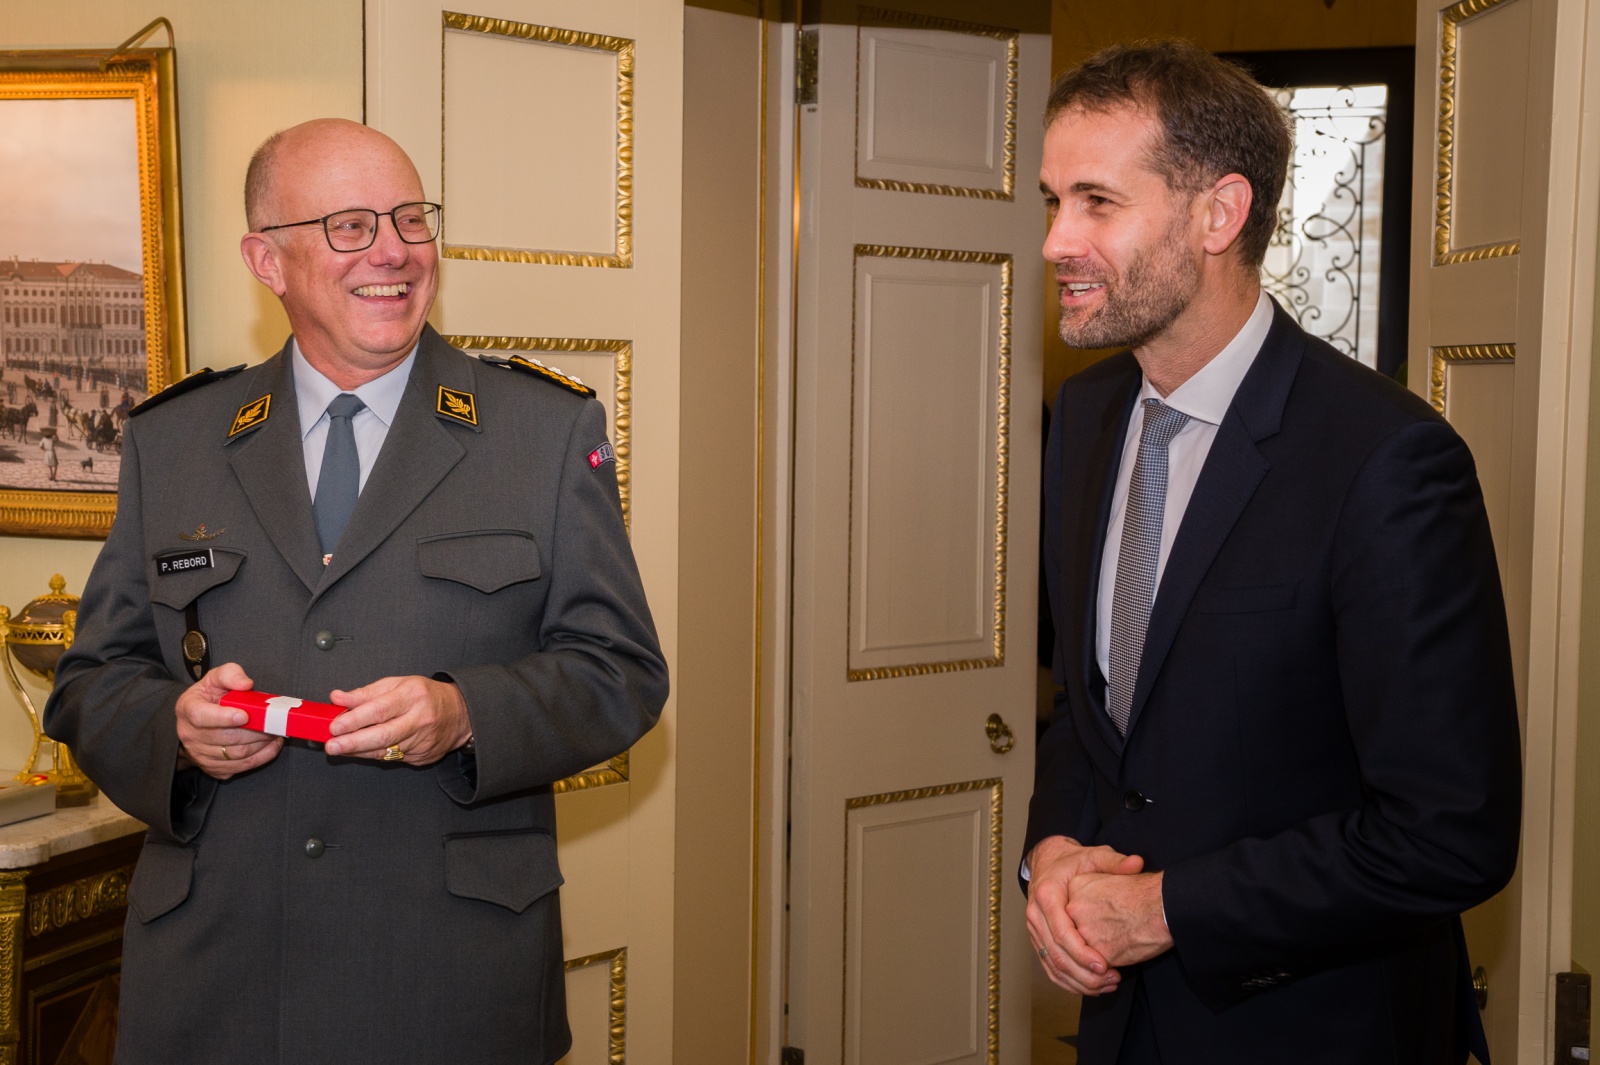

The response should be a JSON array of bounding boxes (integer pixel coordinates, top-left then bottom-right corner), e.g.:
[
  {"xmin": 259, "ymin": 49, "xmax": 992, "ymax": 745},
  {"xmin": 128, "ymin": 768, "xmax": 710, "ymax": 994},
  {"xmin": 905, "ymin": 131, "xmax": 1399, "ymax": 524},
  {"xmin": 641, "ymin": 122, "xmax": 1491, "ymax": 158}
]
[
  {"xmin": 304, "ymin": 838, "xmax": 325, "ymax": 858},
  {"xmin": 1124, "ymin": 790, "xmax": 1147, "ymax": 811},
  {"xmin": 314, "ymin": 630, "xmax": 335, "ymax": 651}
]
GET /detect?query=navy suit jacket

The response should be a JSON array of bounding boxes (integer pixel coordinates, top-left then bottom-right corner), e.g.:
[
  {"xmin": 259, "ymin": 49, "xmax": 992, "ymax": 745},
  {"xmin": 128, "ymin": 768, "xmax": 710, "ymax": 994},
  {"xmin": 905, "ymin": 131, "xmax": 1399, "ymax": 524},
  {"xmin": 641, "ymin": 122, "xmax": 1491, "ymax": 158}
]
[{"xmin": 1025, "ymin": 304, "xmax": 1522, "ymax": 1065}]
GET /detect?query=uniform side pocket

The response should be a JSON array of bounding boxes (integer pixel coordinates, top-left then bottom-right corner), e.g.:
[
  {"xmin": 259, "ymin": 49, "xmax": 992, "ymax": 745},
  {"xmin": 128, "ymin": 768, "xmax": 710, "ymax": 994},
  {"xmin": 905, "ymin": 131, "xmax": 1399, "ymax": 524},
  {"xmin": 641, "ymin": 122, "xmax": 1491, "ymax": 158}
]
[
  {"xmin": 443, "ymin": 829, "xmax": 563, "ymax": 913},
  {"xmin": 128, "ymin": 838, "xmax": 195, "ymax": 923}
]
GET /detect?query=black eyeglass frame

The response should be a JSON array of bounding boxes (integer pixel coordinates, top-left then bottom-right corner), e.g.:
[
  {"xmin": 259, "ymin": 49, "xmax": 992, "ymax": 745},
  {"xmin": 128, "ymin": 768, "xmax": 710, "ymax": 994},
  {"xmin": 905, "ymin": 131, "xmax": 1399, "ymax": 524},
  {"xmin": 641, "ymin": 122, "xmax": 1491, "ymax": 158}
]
[{"xmin": 258, "ymin": 201, "xmax": 444, "ymax": 252}]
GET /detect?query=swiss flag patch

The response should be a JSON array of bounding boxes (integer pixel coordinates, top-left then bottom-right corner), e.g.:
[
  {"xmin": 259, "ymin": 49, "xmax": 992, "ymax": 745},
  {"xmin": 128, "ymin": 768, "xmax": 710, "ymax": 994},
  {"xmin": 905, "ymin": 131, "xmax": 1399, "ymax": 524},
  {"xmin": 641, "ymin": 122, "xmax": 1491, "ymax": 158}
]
[{"xmin": 588, "ymin": 442, "xmax": 615, "ymax": 469}]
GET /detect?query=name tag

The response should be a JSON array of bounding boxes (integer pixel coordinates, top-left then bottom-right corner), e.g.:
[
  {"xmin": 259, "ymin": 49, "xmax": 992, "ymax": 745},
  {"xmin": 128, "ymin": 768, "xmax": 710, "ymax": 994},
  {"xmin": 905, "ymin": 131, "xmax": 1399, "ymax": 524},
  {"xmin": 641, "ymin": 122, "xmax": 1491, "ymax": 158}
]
[{"xmin": 156, "ymin": 549, "xmax": 214, "ymax": 575}]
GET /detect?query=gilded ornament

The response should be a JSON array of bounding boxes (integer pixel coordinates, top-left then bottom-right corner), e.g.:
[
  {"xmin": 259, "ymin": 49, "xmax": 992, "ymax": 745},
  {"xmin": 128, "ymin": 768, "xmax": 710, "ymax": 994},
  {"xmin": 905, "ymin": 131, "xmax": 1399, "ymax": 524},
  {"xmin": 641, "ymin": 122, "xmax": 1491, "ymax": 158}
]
[
  {"xmin": 854, "ymin": 8, "xmax": 1018, "ymax": 201},
  {"xmin": 846, "ymin": 247, "xmax": 1010, "ymax": 681},
  {"xmin": 1434, "ymin": 0, "xmax": 1522, "ymax": 265},
  {"xmin": 844, "ymin": 779, "xmax": 1002, "ymax": 1064},
  {"xmin": 440, "ymin": 13, "xmax": 634, "ymax": 268},
  {"xmin": 1428, "ymin": 343, "xmax": 1516, "ymax": 415}
]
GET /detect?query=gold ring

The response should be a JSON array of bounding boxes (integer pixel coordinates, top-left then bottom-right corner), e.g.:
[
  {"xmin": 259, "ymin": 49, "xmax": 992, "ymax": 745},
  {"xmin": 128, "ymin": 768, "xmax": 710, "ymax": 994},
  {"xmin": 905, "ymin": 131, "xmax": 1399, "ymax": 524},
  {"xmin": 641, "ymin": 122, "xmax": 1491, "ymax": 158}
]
[
  {"xmin": 382, "ymin": 745, "xmax": 405, "ymax": 762},
  {"xmin": 220, "ymin": 745, "xmax": 231, "ymax": 761}
]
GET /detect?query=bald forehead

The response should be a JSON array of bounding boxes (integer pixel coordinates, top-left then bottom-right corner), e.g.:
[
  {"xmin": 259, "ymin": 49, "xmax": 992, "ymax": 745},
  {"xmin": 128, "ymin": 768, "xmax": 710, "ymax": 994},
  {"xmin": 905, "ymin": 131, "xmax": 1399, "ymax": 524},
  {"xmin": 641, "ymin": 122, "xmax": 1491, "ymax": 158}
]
[{"xmin": 246, "ymin": 119, "xmax": 423, "ymax": 229}]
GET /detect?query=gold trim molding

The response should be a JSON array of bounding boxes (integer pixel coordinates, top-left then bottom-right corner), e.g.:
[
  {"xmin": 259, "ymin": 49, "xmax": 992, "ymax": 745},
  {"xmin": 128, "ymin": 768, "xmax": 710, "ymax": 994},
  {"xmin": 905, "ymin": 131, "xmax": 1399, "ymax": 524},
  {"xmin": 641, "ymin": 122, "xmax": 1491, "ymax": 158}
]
[
  {"xmin": 854, "ymin": 7, "xmax": 1017, "ymax": 201},
  {"xmin": 26, "ymin": 865, "xmax": 132, "ymax": 938},
  {"xmin": 847, "ymin": 245, "xmax": 1010, "ymax": 682},
  {"xmin": 0, "ymin": 871, "xmax": 24, "ymax": 1051},
  {"xmin": 551, "ymin": 750, "xmax": 629, "ymax": 795},
  {"xmin": 440, "ymin": 12, "xmax": 634, "ymax": 268},
  {"xmin": 1429, "ymin": 343, "xmax": 1515, "ymax": 415},
  {"xmin": 1434, "ymin": 0, "xmax": 1522, "ymax": 265},
  {"xmin": 442, "ymin": 335, "xmax": 633, "ymax": 527},
  {"xmin": 564, "ymin": 946, "xmax": 626, "ymax": 1064},
  {"xmin": 844, "ymin": 778, "xmax": 1002, "ymax": 1065}
]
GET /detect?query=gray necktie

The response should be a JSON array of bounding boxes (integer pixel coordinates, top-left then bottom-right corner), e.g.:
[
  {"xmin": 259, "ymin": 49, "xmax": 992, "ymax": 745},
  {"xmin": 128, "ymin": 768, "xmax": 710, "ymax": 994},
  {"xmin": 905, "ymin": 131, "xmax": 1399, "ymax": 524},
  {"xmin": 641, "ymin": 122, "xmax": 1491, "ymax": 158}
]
[
  {"xmin": 314, "ymin": 393, "xmax": 366, "ymax": 557},
  {"xmin": 1107, "ymin": 398, "xmax": 1189, "ymax": 736}
]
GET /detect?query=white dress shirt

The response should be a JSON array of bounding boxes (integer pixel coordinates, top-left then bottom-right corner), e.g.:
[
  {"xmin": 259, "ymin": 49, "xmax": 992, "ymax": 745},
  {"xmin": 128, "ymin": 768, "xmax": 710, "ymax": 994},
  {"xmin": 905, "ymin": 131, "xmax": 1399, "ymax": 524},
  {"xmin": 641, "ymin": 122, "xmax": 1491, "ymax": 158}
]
[
  {"xmin": 293, "ymin": 340, "xmax": 417, "ymax": 500},
  {"xmin": 1094, "ymin": 290, "xmax": 1275, "ymax": 682}
]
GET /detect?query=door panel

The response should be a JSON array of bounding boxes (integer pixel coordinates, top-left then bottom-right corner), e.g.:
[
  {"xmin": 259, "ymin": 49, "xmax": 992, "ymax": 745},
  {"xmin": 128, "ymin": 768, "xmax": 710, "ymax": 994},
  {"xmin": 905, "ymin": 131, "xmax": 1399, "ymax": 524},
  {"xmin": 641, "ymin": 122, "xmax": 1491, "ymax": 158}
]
[
  {"xmin": 1412, "ymin": 0, "xmax": 1558, "ymax": 1060},
  {"xmin": 787, "ymin": 4, "xmax": 1048, "ymax": 1062},
  {"xmin": 366, "ymin": 2, "xmax": 681, "ymax": 1061},
  {"xmin": 845, "ymin": 781, "xmax": 1001, "ymax": 1065}
]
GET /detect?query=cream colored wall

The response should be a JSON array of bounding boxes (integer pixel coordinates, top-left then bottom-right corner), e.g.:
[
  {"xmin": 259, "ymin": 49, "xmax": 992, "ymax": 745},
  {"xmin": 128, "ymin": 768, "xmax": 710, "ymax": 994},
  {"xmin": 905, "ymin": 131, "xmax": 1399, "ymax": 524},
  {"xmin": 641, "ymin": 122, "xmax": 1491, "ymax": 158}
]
[
  {"xmin": 1042, "ymin": 0, "xmax": 1418, "ymax": 401},
  {"xmin": 676, "ymin": 3, "xmax": 762, "ymax": 1058},
  {"xmin": 1, "ymin": 2, "xmax": 362, "ymax": 768}
]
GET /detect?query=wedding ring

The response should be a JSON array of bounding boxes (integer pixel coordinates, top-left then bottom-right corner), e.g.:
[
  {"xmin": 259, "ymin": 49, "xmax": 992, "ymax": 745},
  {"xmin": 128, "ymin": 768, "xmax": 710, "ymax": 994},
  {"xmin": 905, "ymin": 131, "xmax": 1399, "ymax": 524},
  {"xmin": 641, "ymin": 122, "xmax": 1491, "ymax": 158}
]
[
  {"xmin": 220, "ymin": 745, "xmax": 231, "ymax": 760},
  {"xmin": 382, "ymin": 745, "xmax": 405, "ymax": 762}
]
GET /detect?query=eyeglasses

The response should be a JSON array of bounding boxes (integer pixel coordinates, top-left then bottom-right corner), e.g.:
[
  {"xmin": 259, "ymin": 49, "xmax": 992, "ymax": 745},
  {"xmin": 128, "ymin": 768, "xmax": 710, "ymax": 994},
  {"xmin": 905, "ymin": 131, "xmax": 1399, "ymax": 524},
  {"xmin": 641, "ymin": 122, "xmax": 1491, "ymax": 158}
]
[{"xmin": 259, "ymin": 202, "xmax": 443, "ymax": 252}]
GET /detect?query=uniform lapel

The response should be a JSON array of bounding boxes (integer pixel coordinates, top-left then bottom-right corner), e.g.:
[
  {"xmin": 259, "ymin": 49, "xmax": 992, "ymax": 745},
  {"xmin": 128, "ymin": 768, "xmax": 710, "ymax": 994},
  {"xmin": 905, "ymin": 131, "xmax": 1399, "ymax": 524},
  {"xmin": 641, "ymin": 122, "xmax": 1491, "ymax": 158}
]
[
  {"xmin": 226, "ymin": 343, "xmax": 324, "ymax": 594},
  {"xmin": 313, "ymin": 328, "xmax": 467, "ymax": 595},
  {"xmin": 1125, "ymin": 305, "xmax": 1302, "ymax": 735}
]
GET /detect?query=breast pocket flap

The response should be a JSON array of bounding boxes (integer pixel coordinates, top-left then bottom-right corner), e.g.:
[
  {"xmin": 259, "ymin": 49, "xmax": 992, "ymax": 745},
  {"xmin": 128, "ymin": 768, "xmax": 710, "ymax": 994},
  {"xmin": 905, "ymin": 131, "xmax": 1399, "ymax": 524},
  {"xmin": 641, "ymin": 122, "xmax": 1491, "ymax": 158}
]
[
  {"xmin": 444, "ymin": 830, "xmax": 563, "ymax": 913},
  {"xmin": 418, "ymin": 531, "xmax": 542, "ymax": 594},
  {"xmin": 146, "ymin": 548, "xmax": 247, "ymax": 609},
  {"xmin": 1191, "ymin": 581, "xmax": 1299, "ymax": 614},
  {"xmin": 128, "ymin": 839, "xmax": 194, "ymax": 923}
]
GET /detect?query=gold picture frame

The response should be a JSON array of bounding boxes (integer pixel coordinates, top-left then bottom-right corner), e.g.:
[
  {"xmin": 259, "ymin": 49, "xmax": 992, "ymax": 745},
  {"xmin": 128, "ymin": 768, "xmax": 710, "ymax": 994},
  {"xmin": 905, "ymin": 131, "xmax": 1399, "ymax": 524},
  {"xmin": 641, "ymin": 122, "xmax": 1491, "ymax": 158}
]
[{"xmin": 0, "ymin": 45, "xmax": 188, "ymax": 539}]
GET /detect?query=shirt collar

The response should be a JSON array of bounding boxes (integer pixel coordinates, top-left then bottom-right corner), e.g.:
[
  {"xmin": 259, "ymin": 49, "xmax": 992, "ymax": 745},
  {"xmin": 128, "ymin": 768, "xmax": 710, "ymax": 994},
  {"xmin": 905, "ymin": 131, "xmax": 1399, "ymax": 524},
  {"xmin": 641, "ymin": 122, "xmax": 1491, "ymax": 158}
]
[
  {"xmin": 292, "ymin": 339, "xmax": 418, "ymax": 439},
  {"xmin": 1140, "ymin": 289, "xmax": 1275, "ymax": 427}
]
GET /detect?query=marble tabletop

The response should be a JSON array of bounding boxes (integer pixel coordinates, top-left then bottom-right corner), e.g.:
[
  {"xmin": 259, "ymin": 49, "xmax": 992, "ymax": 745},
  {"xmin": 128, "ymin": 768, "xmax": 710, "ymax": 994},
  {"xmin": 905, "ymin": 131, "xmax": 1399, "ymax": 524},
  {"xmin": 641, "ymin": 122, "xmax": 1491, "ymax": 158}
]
[{"xmin": 0, "ymin": 794, "xmax": 144, "ymax": 870}]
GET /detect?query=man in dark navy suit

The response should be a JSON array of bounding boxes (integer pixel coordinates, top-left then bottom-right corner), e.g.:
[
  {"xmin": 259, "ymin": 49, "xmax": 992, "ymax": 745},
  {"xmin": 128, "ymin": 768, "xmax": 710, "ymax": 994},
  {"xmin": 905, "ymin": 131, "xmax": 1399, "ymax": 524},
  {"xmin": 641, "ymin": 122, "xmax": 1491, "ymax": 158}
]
[{"xmin": 1024, "ymin": 40, "xmax": 1522, "ymax": 1065}]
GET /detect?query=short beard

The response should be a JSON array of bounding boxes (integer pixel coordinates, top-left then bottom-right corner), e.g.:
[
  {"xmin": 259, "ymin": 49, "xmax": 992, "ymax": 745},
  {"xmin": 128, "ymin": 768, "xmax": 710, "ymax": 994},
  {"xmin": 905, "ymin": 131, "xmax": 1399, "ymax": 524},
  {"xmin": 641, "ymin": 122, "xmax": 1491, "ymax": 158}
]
[{"xmin": 1056, "ymin": 215, "xmax": 1200, "ymax": 351}]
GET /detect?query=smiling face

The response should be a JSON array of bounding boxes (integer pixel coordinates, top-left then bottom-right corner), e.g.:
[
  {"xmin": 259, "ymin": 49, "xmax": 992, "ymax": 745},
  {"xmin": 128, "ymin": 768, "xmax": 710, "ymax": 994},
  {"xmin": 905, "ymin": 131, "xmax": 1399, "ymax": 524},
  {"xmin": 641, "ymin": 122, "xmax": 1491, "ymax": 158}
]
[
  {"xmin": 240, "ymin": 120, "xmax": 438, "ymax": 388},
  {"xmin": 1040, "ymin": 105, "xmax": 1204, "ymax": 353}
]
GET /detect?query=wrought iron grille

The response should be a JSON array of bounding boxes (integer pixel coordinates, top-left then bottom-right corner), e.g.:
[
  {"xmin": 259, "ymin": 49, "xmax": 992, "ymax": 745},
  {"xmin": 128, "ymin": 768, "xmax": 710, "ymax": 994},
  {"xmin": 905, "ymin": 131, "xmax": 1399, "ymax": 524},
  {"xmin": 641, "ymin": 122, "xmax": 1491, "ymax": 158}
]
[{"xmin": 1261, "ymin": 85, "xmax": 1389, "ymax": 367}]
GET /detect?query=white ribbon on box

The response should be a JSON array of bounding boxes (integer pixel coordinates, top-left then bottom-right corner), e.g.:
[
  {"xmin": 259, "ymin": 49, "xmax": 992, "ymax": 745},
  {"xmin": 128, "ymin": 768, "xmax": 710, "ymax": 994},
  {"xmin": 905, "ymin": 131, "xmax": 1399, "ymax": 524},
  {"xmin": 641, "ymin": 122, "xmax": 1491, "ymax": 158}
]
[{"xmin": 262, "ymin": 695, "xmax": 303, "ymax": 736}]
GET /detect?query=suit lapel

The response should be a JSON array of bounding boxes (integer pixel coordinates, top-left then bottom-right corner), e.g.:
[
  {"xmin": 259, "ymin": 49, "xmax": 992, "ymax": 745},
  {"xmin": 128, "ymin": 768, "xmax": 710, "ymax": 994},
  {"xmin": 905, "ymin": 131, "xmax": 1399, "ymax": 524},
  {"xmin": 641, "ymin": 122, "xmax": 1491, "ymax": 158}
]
[
  {"xmin": 313, "ymin": 329, "xmax": 467, "ymax": 596},
  {"xmin": 1125, "ymin": 304, "xmax": 1302, "ymax": 735},
  {"xmin": 1064, "ymin": 361, "xmax": 1141, "ymax": 760},
  {"xmin": 226, "ymin": 343, "xmax": 325, "ymax": 594}
]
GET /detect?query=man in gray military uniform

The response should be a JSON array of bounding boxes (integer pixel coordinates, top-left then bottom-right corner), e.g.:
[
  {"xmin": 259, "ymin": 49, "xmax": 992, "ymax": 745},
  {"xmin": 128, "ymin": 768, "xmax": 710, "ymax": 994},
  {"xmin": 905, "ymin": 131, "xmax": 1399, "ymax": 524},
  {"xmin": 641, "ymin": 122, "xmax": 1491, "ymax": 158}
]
[{"xmin": 45, "ymin": 118, "xmax": 666, "ymax": 1064}]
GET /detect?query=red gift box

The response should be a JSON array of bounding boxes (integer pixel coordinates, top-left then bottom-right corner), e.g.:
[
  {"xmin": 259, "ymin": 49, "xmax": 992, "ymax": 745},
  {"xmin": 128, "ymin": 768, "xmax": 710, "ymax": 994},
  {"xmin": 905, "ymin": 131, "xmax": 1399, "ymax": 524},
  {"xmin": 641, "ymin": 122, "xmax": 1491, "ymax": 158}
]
[{"xmin": 221, "ymin": 690, "xmax": 345, "ymax": 743}]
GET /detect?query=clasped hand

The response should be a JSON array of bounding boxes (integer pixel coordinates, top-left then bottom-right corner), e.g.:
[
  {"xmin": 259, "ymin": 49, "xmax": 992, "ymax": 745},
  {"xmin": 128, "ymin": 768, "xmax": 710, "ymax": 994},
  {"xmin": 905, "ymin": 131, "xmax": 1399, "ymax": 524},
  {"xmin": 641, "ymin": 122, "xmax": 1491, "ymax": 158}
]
[
  {"xmin": 1025, "ymin": 835, "xmax": 1173, "ymax": 996},
  {"xmin": 175, "ymin": 663, "xmax": 472, "ymax": 779}
]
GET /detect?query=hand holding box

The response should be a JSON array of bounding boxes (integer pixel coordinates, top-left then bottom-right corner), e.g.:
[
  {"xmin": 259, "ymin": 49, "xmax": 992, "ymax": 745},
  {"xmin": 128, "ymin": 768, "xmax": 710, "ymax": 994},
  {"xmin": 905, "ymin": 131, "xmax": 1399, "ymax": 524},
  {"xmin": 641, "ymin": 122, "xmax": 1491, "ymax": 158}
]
[{"xmin": 221, "ymin": 691, "xmax": 345, "ymax": 744}]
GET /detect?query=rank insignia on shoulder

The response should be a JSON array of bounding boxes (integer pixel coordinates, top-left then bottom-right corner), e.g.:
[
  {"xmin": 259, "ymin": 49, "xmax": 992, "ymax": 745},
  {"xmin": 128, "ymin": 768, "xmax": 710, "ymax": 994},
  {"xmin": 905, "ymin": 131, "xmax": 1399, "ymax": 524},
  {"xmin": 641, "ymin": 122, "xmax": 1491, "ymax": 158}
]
[
  {"xmin": 130, "ymin": 364, "xmax": 248, "ymax": 418},
  {"xmin": 436, "ymin": 386, "xmax": 478, "ymax": 426},
  {"xmin": 228, "ymin": 394, "xmax": 271, "ymax": 437},
  {"xmin": 480, "ymin": 353, "xmax": 596, "ymax": 398}
]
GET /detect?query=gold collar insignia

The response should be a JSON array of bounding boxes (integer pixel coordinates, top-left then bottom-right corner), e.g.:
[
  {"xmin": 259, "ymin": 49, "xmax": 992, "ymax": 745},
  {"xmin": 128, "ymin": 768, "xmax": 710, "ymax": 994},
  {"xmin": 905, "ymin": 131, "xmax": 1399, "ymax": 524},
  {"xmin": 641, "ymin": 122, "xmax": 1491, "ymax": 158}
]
[
  {"xmin": 437, "ymin": 386, "xmax": 478, "ymax": 426},
  {"xmin": 229, "ymin": 394, "xmax": 271, "ymax": 437}
]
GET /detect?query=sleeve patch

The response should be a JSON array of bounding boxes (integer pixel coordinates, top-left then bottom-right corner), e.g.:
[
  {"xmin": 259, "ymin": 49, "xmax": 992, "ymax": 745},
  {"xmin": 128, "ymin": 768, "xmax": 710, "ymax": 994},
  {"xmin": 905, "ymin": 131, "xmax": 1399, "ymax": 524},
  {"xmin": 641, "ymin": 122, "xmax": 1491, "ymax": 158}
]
[{"xmin": 588, "ymin": 442, "xmax": 616, "ymax": 469}]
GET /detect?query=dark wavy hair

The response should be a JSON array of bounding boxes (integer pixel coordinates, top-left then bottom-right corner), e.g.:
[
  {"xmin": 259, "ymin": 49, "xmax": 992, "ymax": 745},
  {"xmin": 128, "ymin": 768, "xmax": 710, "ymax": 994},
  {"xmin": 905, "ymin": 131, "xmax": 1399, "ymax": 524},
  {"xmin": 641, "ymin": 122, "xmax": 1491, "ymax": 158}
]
[{"xmin": 1045, "ymin": 39, "xmax": 1290, "ymax": 268}]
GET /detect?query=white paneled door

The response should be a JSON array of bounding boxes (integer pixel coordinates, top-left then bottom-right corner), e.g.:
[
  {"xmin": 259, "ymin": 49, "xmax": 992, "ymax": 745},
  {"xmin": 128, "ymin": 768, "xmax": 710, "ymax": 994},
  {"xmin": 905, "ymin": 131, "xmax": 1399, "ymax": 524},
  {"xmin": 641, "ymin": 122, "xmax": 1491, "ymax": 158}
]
[{"xmin": 784, "ymin": 4, "xmax": 1049, "ymax": 1063}]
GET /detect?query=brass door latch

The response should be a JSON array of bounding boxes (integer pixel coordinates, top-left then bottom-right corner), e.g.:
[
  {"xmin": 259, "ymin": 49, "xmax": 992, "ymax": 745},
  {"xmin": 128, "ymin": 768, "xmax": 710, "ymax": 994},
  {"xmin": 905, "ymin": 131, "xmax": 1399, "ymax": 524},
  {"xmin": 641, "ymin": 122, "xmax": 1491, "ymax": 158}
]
[{"xmin": 985, "ymin": 713, "xmax": 1014, "ymax": 754}]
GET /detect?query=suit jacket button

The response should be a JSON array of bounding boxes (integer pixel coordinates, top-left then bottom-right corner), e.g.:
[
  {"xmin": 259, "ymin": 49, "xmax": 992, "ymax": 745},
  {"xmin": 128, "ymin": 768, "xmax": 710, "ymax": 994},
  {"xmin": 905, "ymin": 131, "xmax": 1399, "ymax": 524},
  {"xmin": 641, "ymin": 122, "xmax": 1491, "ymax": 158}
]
[
  {"xmin": 1124, "ymin": 790, "xmax": 1147, "ymax": 811},
  {"xmin": 304, "ymin": 838, "xmax": 325, "ymax": 858},
  {"xmin": 314, "ymin": 630, "xmax": 335, "ymax": 651}
]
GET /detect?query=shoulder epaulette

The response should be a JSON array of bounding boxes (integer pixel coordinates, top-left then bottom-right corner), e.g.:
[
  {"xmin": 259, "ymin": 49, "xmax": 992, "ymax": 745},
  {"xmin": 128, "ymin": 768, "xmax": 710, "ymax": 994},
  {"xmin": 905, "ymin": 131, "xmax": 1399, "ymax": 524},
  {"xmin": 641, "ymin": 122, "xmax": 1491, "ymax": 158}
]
[
  {"xmin": 129, "ymin": 364, "xmax": 248, "ymax": 417},
  {"xmin": 480, "ymin": 353, "xmax": 596, "ymax": 398}
]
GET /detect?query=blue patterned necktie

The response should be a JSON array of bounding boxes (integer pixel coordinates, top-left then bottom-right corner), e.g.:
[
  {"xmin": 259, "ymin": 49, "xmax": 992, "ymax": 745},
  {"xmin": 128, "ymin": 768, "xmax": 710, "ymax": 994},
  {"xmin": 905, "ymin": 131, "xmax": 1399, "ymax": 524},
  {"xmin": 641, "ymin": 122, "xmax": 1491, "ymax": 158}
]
[
  {"xmin": 313, "ymin": 393, "xmax": 366, "ymax": 558},
  {"xmin": 1107, "ymin": 398, "xmax": 1189, "ymax": 736}
]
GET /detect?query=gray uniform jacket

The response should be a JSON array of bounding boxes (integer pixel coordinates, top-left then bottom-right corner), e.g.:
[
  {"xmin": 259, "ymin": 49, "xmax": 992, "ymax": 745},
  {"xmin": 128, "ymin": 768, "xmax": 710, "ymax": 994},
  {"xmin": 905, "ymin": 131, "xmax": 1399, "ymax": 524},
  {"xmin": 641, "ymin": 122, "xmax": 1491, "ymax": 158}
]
[{"xmin": 45, "ymin": 326, "xmax": 667, "ymax": 1065}]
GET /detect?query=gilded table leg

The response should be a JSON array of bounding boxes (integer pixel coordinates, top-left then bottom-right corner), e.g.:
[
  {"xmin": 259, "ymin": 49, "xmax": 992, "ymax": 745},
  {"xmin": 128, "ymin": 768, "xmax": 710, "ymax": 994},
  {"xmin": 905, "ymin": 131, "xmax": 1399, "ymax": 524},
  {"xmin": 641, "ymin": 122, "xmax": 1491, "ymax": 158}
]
[{"xmin": 0, "ymin": 871, "xmax": 28, "ymax": 1065}]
